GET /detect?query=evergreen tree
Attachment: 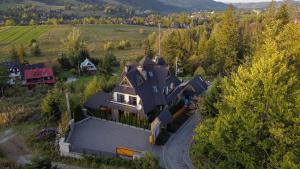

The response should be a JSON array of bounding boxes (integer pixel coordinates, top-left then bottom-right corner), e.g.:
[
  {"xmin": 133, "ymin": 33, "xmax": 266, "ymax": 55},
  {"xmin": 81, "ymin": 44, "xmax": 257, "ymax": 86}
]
[
  {"xmin": 211, "ymin": 5, "xmax": 240, "ymax": 76},
  {"xmin": 192, "ymin": 26, "xmax": 300, "ymax": 168},
  {"xmin": 276, "ymin": 3, "xmax": 290, "ymax": 31},
  {"xmin": 41, "ymin": 88, "xmax": 63, "ymax": 121}
]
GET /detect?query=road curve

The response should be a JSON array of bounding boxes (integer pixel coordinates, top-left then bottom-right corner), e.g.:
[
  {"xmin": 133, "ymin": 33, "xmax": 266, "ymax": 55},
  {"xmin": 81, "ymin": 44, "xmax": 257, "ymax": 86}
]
[{"xmin": 163, "ymin": 113, "xmax": 200, "ymax": 169}]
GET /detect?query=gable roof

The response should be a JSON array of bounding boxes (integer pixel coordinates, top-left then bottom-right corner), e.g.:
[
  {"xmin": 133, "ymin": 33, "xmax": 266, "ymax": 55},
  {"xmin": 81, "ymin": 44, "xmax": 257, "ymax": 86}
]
[
  {"xmin": 80, "ymin": 58, "xmax": 97, "ymax": 71},
  {"xmin": 20, "ymin": 63, "xmax": 45, "ymax": 80},
  {"xmin": 1, "ymin": 61, "xmax": 20, "ymax": 69},
  {"xmin": 24, "ymin": 68, "xmax": 54, "ymax": 80},
  {"xmin": 114, "ymin": 56, "xmax": 180, "ymax": 114}
]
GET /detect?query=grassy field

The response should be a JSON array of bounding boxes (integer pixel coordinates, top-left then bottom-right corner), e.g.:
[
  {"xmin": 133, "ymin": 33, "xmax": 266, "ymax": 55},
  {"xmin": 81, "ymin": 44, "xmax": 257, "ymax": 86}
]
[{"xmin": 0, "ymin": 24, "xmax": 158, "ymax": 63}]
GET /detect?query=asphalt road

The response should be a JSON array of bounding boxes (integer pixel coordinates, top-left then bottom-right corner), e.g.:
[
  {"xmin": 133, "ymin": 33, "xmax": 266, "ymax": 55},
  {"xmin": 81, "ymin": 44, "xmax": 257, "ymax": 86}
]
[{"xmin": 163, "ymin": 113, "xmax": 199, "ymax": 169}]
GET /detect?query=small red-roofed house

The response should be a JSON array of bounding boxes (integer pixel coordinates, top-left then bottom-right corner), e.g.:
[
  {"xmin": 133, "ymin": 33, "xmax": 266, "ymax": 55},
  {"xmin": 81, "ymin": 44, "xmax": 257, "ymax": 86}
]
[{"xmin": 24, "ymin": 67, "xmax": 55, "ymax": 86}]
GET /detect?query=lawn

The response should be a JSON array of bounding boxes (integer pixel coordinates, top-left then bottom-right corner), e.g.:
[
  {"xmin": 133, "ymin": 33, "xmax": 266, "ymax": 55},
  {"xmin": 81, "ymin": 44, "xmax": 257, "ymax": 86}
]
[{"xmin": 0, "ymin": 24, "xmax": 158, "ymax": 63}]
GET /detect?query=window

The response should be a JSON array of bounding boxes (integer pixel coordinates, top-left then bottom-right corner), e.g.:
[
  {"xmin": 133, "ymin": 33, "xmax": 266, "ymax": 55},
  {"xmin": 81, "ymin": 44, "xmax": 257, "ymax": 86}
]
[
  {"xmin": 153, "ymin": 86, "xmax": 158, "ymax": 93},
  {"xmin": 129, "ymin": 96, "xmax": 137, "ymax": 106},
  {"xmin": 148, "ymin": 71, "xmax": 154, "ymax": 77},
  {"xmin": 117, "ymin": 94, "xmax": 125, "ymax": 103}
]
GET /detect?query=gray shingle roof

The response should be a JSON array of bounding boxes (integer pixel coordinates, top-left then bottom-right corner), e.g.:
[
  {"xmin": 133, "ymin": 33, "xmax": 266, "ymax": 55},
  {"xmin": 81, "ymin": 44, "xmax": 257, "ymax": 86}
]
[
  {"xmin": 158, "ymin": 109, "xmax": 173, "ymax": 125},
  {"xmin": 84, "ymin": 56, "xmax": 208, "ymax": 120},
  {"xmin": 84, "ymin": 92, "xmax": 110, "ymax": 109}
]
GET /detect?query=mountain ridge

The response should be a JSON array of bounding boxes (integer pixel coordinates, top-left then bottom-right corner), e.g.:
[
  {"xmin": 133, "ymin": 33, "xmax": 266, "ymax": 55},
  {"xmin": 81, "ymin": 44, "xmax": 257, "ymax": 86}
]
[{"xmin": 0, "ymin": 0, "xmax": 228, "ymax": 13}]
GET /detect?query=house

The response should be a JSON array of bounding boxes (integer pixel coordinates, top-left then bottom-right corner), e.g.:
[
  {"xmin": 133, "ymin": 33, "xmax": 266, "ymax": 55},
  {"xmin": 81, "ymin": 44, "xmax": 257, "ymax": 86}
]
[
  {"xmin": 22, "ymin": 63, "xmax": 55, "ymax": 86},
  {"xmin": 20, "ymin": 63, "xmax": 45, "ymax": 81},
  {"xmin": 80, "ymin": 58, "xmax": 97, "ymax": 74},
  {"xmin": 84, "ymin": 56, "xmax": 208, "ymax": 125},
  {"xmin": 1, "ymin": 61, "xmax": 21, "ymax": 85}
]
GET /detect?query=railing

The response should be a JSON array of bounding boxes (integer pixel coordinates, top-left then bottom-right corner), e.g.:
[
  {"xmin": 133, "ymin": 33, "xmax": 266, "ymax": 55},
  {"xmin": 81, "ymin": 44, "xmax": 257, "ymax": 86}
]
[{"xmin": 110, "ymin": 101, "xmax": 137, "ymax": 108}]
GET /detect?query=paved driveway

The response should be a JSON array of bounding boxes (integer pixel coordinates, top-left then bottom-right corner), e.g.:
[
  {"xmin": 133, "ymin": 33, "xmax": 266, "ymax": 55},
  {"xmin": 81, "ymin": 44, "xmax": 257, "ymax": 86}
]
[
  {"xmin": 163, "ymin": 113, "xmax": 199, "ymax": 169},
  {"xmin": 68, "ymin": 117, "xmax": 162, "ymax": 156}
]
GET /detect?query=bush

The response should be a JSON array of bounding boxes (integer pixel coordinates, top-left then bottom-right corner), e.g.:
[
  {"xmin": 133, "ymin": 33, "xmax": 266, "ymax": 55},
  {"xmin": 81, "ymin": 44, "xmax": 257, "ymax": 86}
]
[
  {"xmin": 25, "ymin": 156, "xmax": 54, "ymax": 169},
  {"xmin": 116, "ymin": 40, "xmax": 131, "ymax": 50},
  {"xmin": 103, "ymin": 41, "xmax": 114, "ymax": 51},
  {"xmin": 0, "ymin": 158, "xmax": 21, "ymax": 169},
  {"xmin": 58, "ymin": 111, "xmax": 71, "ymax": 136},
  {"xmin": 57, "ymin": 56, "xmax": 73, "ymax": 70},
  {"xmin": 36, "ymin": 128, "xmax": 58, "ymax": 141},
  {"xmin": 133, "ymin": 153, "xmax": 160, "ymax": 169}
]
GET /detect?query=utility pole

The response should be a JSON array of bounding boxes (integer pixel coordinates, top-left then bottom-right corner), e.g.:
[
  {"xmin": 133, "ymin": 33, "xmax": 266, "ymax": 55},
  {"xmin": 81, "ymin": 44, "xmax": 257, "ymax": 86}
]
[{"xmin": 158, "ymin": 23, "xmax": 161, "ymax": 56}]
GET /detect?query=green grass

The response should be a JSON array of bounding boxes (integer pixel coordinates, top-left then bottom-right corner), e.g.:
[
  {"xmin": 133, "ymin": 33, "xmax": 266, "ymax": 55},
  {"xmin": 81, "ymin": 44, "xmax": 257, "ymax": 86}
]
[{"xmin": 0, "ymin": 24, "xmax": 158, "ymax": 63}]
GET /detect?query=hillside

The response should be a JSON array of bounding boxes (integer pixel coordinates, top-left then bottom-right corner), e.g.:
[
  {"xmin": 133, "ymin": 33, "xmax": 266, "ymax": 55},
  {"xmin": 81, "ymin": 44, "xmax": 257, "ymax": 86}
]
[
  {"xmin": 0, "ymin": 0, "xmax": 227, "ymax": 13},
  {"xmin": 159, "ymin": 0, "xmax": 227, "ymax": 11},
  {"xmin": 233, "ymin": 0, "xmax": 300, "ymax": 9}
]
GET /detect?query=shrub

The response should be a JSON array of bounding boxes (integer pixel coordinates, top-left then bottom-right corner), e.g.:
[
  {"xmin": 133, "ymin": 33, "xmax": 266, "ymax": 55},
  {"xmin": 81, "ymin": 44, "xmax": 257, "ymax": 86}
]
[
  {"xmin": 139, "ymin": 28, "xmax": 145, "ymax": 34},
  {"xmin": 36, "ymin": 128, "xmax": 58, "ymax": 141},
  {"xmin": 103, "ymin": 41, "xmax": 114, "ymax": 51},
  {"xmin": 116, "ymin": 40, "xmax": 131, "ymax": 50},
  {"xmin": 133, "ymin": 153, "xmax": 159, "ymax": 169},
  {"xmin": 25, "ymin": 156, "xmax": 54, "ymax": 169},
  {"xmin": 58, "ymin": 111, "xmax": 71, "ymax": 136}
]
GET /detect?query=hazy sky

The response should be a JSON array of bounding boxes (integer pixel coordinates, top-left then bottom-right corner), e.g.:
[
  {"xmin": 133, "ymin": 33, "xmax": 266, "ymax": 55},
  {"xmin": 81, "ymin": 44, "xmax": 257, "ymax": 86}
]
[{"xmin": 215, "ymin": 0, "xmax": 281, "ymax": 3}]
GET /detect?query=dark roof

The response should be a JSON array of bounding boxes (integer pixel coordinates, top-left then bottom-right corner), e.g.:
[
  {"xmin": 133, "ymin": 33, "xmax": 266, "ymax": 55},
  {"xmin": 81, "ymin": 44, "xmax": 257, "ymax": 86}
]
[
  {"xmin": 167, "ymin": 76, "xmax": 208, "ymax": 102},
  {"xmin": 84, "ymin": 56, "xmax": 208, "ymax": 119},
  {"xmin": 188, "ymin": 76, "xmax": 208, "ymax": 96},
  {"xmin": 114, "ymin": 56, "xmax": 180, "ymax": 115},
  {"xmin": 84, "ymin": 92, "xmax": 111, "ymax": 109},
  {"xmin": 1, "ymin": 61, "xmax": 20, "ymax": 69},
  {"xmin": 158, "ymin": 109, "xmax": 172, "ymax": 125}
]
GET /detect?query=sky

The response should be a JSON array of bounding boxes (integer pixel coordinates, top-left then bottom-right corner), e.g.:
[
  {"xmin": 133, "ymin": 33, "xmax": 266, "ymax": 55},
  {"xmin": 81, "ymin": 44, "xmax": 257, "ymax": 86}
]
[{"xmin": 215, "ymin": 0, "xmax": 282, "ymax": 3}]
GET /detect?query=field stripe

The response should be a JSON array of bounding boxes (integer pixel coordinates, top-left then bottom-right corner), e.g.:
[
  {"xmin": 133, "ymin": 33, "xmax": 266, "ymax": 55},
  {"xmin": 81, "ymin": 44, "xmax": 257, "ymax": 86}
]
[
  {"xmin": 0, "ymin": 26, "xmax": 52, "ymax": 46},
  {"xmin": 7, "ymin": 27, "xmax": 37, "ymax": 45},
  {"xmin": 0, "ymin": 27, "xmax": 30, "ymax": 44}
]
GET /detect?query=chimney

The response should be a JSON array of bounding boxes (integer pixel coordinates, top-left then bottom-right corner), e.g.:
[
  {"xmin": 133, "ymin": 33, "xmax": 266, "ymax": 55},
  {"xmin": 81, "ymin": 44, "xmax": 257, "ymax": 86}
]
[{"xmin": 137, "ymin": 65, "xmax": 147, "ymax": 80}]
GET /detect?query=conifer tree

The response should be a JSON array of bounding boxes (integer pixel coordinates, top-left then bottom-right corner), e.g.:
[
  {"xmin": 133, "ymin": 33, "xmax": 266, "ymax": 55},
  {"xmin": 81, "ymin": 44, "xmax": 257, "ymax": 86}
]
[{"xmin": 192, "ymin": 24, "xmax": 300, "ymax": 168}]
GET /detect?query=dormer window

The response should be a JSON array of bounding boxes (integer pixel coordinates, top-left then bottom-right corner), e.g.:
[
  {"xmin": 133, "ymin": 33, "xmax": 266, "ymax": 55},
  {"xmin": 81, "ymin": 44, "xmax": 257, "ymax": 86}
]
[
  {"xmin": 137, "ymin": 75, "xmax": 144, "ymax": 86},
  {"xmin": 153, "ymin": 86, "xmax": 158, "ymax": 93},
  {"xmin": 148, "ymin": 71, "xmax": 154, "ymax": 77}
]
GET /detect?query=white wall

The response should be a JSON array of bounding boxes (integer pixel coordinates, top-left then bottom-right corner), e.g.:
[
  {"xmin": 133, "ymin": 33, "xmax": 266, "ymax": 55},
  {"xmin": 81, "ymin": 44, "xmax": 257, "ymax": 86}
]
[{"xmin": 113, "ymin": 92, "xmax": 141, "ymax": 106}]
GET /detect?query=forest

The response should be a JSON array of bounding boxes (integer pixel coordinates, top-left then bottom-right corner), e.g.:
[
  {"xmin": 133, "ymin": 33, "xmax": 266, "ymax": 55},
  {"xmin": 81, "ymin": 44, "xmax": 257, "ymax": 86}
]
[{"xmin": 177, "ymin": 3, "xmax": 300, "ymax": 169}]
